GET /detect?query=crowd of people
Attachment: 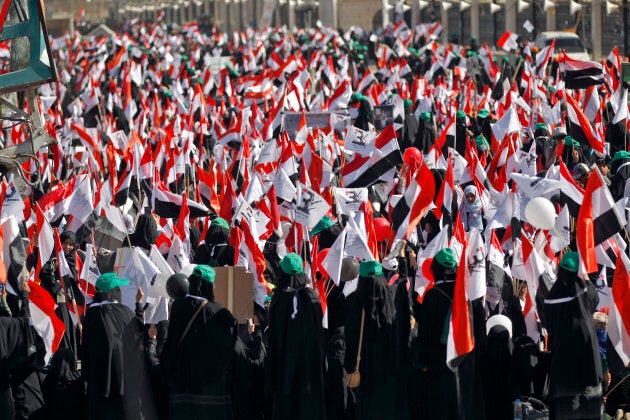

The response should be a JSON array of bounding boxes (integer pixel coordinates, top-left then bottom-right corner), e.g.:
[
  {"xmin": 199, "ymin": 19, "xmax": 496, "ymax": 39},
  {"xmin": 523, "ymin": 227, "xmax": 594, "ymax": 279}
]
[{"xmin": 1, "ymin": 12, "xmax": 630, "ymax": 420}]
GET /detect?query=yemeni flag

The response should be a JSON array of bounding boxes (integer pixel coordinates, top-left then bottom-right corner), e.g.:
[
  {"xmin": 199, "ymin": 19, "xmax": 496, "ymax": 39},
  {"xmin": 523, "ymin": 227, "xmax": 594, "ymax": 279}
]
[
  {"xmin": 560, "ymin": 52, "xmax": 605, "ymax": 89},
  {"xmin": 465, "ymin": 228, "xmax": 487, "ymax": 301},
  {"xmin": 167, "ymin": 194, "xmax": 191, "ymax": 273},
  {"xmin": 497, "ymin": 31, "xmax": 519, "ymax": 52},
  {"xmin": 433, "ymin": 155, "xmax": 457, "ymax": 228},
  {"xmin": 326, "ymin": 80, "xmax": 352, "ymax": 111},
  {"xmin": 487, "ymin": 230, "xmax": 513, "ymax": 302},
  {"xmin": 78, "ymin": 244, "xmax": 99, "ymax": 298},
  {"xmin": 196, "ymin": 165, "xmax": 221, "ymax": 214},
  {"xmin": 36, "ymin": 204, "xmax": 55, "ymax": 282},
  {"xmin": 151, "ymin": 176, "xmax": 210, "ymax": 219},
  {"xmin": 511, "ymin": 234, "xmax": 545, "ymax": 314},
  {"xmin": 28, "ymin": 278, "xmax": 66, "ymax": 363},
  {"xmin": 237, "ymin": 218, "xmax": 271, "ymax": 307},
  {"xmin": 536, "ymin": 39, "xmax": 556, "ymax": 78},
  {"xmin": 414, "ymin": 226, "xmax": 450, "ymax": 302},
  {"xmin": 390, "ymin": 161, "xmax": 436, "ymax": 241},
  {"xmin": 522, "ymin": 286, "xmax": 539, "ymax": 341},
  {"xmin": 553, "ymin": 160, "xmax": 584, "ymax": 217},
  {"xmin": 342, "ymin": 125, "xmax": 403, "ymax": 188},
  {"xmin": 608, "ymin": 251, "xmax": 630, "ymax": 366},
  {"xmin": 37, "ymin": 177, "xmax": 78, "ymax": 222},
  {"xmin": 577, "ymin": 167, "xmax": 625, "ymax": 276},
  {"xmin": 446, "ymin": 242, "xmax": 474, "ymax": 370},
  {"xmin": 565, "ymin": 92, "xmax": 605, "ymax": 156},
  {"xmin": 2, "ymin": 217, "xmax": 26, "ymax": 295}
]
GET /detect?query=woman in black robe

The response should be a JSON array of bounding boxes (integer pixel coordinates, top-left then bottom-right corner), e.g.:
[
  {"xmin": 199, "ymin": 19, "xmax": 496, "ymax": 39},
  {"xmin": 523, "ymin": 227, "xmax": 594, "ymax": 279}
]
[
  {"xmin": 480, "ymin": 315, "xmax": 516, "ymax": 420},
  {"xmin": 414, "ymin": 248, "xmax": 460, "ymax": 419},
  {"xmin": 160, "ymin": 265, "xmax": 237, "ymax": 420},
  {"xmin": 413, "ymin": 112, "xmax": 436, "ymax": 154},
  {"xmin": 0, "ymin": 283, "xmax": 34, "ymax": 420},
  {"xmin": 344, "ymin": 260, "xmax": 409, "ymax": 420},
  {"xmin": 266, "ymin": 253, "xmax": 325, "ymax": 420},
  {"xmin": 543, "ymin": 252, "xmax": 603, "ymax": 419},
  {"xmin": 81, "ymin": 272, "xmax": 149, "ymax": 420}
]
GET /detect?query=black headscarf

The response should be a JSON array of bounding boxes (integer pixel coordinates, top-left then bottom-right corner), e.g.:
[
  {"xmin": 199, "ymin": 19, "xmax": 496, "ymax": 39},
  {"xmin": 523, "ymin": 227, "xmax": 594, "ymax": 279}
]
[
  {"xmin": 128, "ymin": 215, "xmax": 158, "ymax": 250},
  {"xmin": 356, "ymin": 274, "xmax": 396, "ymax": 328}
]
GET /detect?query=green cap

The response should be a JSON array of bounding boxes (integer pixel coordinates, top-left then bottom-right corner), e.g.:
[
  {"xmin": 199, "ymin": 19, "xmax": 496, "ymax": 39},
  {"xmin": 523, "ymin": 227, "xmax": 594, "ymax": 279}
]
[
  {"xmin": 476, "ymin": 134, "xmax": 490, "ymax": 151},
  {"xmin": 456, "ymin": 110, "xmax": 466, "ymax": 119},
  {"xmin": 404, "ymin": 98, "xmax": 412, "ymax": 109},
  {"xmin": 352, "ymin": 92, "xmax": 369, "ymax": 102},
  {"xmin": 559, "ymin": 252, "xmax": 578, "ymax": 273},
  {"xmin": 420, "ymin": 111, "xmax": 432, "ymax": 121},
  {"xmin": 96, "ymin": 272, "xmax": 129, "ymax": 292},
  {"xmin": 610, "ymin": 150, "xmax": 630, "ymax": 164},
  {"xmin": 310, "ymin": 216, "xmax": 335, "ymax": 235},
  {"xmin": 477, "ymin": 109, "xmax": 490, "ymax": 119},
  {"xmin": 357, "ymin": 54, "xmax": 365, "ymax": 61},
  {"xmin": 359, "ymin": 260, "xmax": 383, "ymax": 278},
  {"xmin": 502, "ymin": 56, "xmax": 510, "ymax": 63},
  {"xmin": 280, "ymin": 253, "xmax": 305, "ymax": 275},
  {"xmin": 535, "ymin": 123, "xmax": 548, "ymax": 133},
  {"xmin": 466, "ymin": 50, "xmax": 478, "ymax": 58},
  {"xmin": 192, "ymin": 265, "xmax": 216, "ymax": 283},
  {"xmin": 211, "ymin": 217, "xmax": 230, "ymax": 230},
  {"xmin": 435, "ymin": 248, "xmax": 457, "ymax": 269},
  {"xmin": 564, "ymin": 136, "xmax": 580, "ymax": 148}
]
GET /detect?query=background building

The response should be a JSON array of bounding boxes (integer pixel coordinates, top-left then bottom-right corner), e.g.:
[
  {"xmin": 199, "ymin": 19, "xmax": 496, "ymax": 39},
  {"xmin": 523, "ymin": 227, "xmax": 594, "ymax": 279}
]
[{"xmin": 43, "ymin": 0, "xmax": 628, "ymax": 60}]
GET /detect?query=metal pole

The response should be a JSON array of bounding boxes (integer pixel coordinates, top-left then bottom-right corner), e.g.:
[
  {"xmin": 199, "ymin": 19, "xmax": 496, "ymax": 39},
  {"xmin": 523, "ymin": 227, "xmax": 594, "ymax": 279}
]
[
  {"xmin": 531, "ymin": 0, "xmax": 536, "ymax": 40},
  {"xmin": 460, "ymin": 8, "xmax": 464, "ymax": 44},
  {"xmin": 624, "ymin": 0, "xmax": 629, "ymax": 57},
  {"xmin": 493, "ymin": 7, "xmax": 497, "ymax": 44}
]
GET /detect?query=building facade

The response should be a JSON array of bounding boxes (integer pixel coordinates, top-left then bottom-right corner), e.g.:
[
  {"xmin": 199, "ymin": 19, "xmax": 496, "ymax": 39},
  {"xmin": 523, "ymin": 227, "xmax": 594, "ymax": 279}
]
[{"xmin": 45, "ymin": 0, "xmax": 628, "ymax": 60}]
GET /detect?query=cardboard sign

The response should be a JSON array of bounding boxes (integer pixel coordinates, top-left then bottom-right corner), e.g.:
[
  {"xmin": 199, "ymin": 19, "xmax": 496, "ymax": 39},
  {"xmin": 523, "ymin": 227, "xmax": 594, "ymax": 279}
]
[
  {"xmin": 374, "ymin": 104, "xmax": 395, "ymax": 131},
  {"xmin": 206, "ymin": 56, "xmax": 233, "ymax": 73},
  {"xmin": 282, "ymin": 110, "xmax": 350, "ymax": 137},
  {"xmin": 213, "ymin": 266, "xmax": 254, "ymax": 324}
]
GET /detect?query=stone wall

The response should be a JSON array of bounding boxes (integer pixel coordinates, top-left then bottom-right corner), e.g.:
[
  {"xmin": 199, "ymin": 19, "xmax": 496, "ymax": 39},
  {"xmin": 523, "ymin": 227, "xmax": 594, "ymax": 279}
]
[{"xmin": 338, "ymin": 0, "xmax": 383, "ymax": 31}]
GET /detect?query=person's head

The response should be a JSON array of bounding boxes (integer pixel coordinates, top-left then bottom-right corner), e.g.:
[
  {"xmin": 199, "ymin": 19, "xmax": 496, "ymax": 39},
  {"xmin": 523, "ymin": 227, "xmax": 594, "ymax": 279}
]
[
  {"xmin": 59, "ymin": 231, "xmax": 76, "ymax": 255},
  {"xmin": 464, "ymin": 185, "xmax": 479, "ymax": 205},
  {"xmin": 94, "ymin": 272, "xmax": 129, "ymax": 303},
  {"xmin": 597, "ymin": 158, "xmax": 610, "ymax": 177},
  {"xmin": 129, "ymin": 214, "xmax": 159, "ymax": 249},
  {"xmin": 431, "ymin": 248, "xmax": 458, "ymax": 280},
  {"xmin": 278, "ymin": 253, "xmax": 308, "ymax": 289},
  {"xmin": 610, "ymin": 150, "xmax": 630, "ymax": 174},
  {"xmin": 419, "ymin": 111, "xmax": 432, "ymax": 124},
  {"xmin": 551, "ymin": 127, "xmax": 567, "ymax": 145},
  {"xmin": 477, "ymin": 108, "xmax": 490, "ymax": 121},
  {"xmin": 534, "ymin": 123, "xmax": 549, "ymax": 139},
  {"xmin": 187, "ymin": 264, "xmax": 216, "ymax": 301},
  {"xmin": 206, "ymin": 217, "xmax": 230, "ymax": 244},
  {"xmin": 559, "ymin": 251, "xmax": 579, "ymax": 277},
  {"xmin": 572, "ymin": 163, "xmax": 590, "ymax": 188}
]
